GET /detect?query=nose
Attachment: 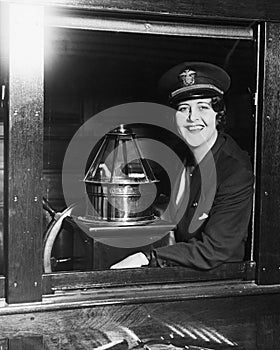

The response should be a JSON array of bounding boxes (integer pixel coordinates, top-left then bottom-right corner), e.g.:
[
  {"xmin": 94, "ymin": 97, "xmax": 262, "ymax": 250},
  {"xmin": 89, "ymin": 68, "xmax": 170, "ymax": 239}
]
[
  {"xmin": 185, "ymin": 107, "xmax": 195, "ymax": 121},
  {"xmin": 186, "ymin": 106, "xmax": 199, "ymax": 122},
  {"xmin": 186, "ymin": 108, "xmax": 192, "ymax": 121}
]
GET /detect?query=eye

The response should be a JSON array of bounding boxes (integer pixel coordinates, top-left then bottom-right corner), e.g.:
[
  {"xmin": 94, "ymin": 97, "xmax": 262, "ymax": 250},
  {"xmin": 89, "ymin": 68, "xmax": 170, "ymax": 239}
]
[
  {"xmin": 198, "ymin": 104, "xmax": 210, "ymax": 110},
  {"xmin": 177, "ymin": 105, "xmax": 190, "ymax": 113}
]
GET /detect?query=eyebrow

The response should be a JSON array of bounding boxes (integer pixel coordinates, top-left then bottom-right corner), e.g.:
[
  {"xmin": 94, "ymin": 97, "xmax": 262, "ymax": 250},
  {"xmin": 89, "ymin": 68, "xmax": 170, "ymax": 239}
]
[
  {"xmin": 178, "ymin": 101, "xmax": 211, "ymax": 106},
  {"xmin": 197, "ymin": 101, "xmax": 211, "ymax": 105}
]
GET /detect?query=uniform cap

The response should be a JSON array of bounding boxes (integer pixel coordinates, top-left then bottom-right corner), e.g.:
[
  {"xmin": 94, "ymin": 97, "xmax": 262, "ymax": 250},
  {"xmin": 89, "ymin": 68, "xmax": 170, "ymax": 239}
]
[{"xmin": 158, "ymin": 62, "xmax": 231, "ymax": 105}]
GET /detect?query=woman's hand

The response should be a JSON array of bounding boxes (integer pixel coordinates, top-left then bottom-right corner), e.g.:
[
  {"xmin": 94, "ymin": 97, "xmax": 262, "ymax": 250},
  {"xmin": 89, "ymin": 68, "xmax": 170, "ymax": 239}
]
[{"xmin": 110, "ymin": 252, "xmax": 149, "ymax": 269}]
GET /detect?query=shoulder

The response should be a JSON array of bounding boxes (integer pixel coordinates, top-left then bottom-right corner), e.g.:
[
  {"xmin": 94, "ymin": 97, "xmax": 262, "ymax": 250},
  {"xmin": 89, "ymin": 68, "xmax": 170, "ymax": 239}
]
[{"xmin": 215, "ymin": 133, "xmax": 253, "ymax": 186}]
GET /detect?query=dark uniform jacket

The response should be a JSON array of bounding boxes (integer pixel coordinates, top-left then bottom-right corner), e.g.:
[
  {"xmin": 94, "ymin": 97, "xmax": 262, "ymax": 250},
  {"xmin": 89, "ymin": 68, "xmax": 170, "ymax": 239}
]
[{"xmin": 152, "ymin": 132, "xmax": 254, "ymax": 270}]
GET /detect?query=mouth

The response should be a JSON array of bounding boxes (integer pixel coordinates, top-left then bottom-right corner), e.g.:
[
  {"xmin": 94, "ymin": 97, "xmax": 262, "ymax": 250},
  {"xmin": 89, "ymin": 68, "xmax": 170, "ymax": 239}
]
[{"xmin": 185, "ymin": 124, "xmax": 205, "ymax": 132}]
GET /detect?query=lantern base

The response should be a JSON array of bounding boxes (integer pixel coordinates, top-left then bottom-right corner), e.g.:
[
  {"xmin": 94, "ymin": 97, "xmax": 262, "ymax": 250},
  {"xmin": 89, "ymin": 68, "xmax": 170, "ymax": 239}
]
[{"xmin": 74, "ymin": 215, "xmax": 159, "ymax": 226}]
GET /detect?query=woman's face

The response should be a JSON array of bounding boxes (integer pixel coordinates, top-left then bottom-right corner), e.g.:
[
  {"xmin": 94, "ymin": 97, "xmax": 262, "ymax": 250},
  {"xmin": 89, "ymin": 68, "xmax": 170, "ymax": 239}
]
[{"xmin": 175, "ymin": 98, "xmax": 218, "ymax": 149}]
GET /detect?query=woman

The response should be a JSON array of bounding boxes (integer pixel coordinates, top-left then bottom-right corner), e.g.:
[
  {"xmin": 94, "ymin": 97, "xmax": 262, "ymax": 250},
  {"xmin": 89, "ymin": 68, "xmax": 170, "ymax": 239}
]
[{"xmin": 110, "ymin": 62, "xmax": 254, "ymax": 270}]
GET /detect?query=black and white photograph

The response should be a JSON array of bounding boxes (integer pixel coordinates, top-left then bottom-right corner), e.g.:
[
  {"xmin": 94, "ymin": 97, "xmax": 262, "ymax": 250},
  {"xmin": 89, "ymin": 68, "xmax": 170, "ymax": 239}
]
[{"xmin": 0, "ymin": 0, "xmax": 280, "ymax": 349}]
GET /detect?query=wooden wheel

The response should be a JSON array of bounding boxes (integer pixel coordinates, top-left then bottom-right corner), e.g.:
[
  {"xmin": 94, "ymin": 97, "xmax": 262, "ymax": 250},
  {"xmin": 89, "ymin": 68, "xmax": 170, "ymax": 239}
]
[{"xmin": 43, "ymin": 200, "xmax": 77, "ymax": 273}]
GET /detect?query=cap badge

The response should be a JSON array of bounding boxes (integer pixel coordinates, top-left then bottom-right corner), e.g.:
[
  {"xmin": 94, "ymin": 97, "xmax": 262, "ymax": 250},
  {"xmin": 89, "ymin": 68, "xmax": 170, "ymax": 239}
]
[{"xmin": 178, "ymin": 69, "xmax": 196, "ymax": 86}]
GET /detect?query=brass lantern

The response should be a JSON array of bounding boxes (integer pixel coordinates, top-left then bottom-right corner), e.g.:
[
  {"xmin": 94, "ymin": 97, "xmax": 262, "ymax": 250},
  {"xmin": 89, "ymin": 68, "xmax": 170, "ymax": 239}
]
[{"xmin": 83, "ymin": 125, "xmax": 159, "ymax": 225}]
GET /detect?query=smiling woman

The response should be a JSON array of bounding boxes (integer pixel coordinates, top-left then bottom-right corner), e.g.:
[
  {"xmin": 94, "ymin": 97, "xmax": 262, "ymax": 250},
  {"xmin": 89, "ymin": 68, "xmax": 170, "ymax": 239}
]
[
  {"xmin": 175, "ymin": 98, "xmax": 218, "ymax": 162},
  {"xmin": 110, "ymin": 62, "xmax": 254, "ymax": 270}
]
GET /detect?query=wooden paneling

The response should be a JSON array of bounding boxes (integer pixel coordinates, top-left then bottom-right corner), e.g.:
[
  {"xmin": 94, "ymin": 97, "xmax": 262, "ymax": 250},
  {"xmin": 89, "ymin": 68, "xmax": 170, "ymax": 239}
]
[
  {"xmin": 0, "ymin": 126, "xmax": 4, "ymax": 275},
  {"xmin": 0, "ymin": 275, "xmax": 5, "ymax": 298},
  {"xmin": 8, "ymin": 336, "xmax": 44, "ymax": 350},
  {"xmin": 5, "ymin": 0, "xmax": 280, "ymax": 22},
  {"xmin": 256, "ymin": 22, "xmax": 280, "ymax": 284},
  {"xmin": 5, "ymin": 4, "xmax": 44, "ymax": 303},
  {"xmin": 0, "ymin": 339, "xmax": 7, "ymax": 350},
  {"xmin": 0, "ymin": 4, "xmax": 7, "ymax": 278},
  {"xmin": 0, "ymin": 293, "xmax": 280, "ymax": 349}
]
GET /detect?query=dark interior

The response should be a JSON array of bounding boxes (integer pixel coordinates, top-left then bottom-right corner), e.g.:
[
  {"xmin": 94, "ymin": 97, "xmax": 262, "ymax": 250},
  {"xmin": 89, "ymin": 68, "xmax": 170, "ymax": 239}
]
[{"xmin": 43, "ymin": 26, "xmax": 256, "ymax": 271}]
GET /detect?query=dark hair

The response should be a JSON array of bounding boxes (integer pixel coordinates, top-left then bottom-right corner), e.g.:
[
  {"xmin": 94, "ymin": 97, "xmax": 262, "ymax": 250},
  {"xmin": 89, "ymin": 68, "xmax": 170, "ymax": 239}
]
[{"xmin": 211, "ymin": 96, "xmax": 226, "ymax": 131}]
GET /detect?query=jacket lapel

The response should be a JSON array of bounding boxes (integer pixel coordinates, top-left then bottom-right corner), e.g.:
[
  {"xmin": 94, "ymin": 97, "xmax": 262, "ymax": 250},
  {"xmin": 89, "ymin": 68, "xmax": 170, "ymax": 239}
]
[{"xmin": 175, "ymin": 133, "xmax": 226, "ymax": 236}]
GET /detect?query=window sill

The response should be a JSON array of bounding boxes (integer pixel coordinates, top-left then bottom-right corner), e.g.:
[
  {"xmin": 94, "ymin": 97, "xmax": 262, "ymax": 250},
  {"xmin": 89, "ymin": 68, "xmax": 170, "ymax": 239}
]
[
  {"xmin": 1, "ymin": 279, "xmax": 280, "ymax": 316},
  {"xmin": 42, "ymin": 261, "xmax": 256, "ymax": 294}
]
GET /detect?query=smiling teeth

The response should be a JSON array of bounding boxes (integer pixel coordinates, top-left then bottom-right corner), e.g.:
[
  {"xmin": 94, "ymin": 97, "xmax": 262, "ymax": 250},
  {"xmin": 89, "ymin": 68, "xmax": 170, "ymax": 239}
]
[{"xmin": 188, "ymin": 125, "xmax": 203, "ymax": 131}]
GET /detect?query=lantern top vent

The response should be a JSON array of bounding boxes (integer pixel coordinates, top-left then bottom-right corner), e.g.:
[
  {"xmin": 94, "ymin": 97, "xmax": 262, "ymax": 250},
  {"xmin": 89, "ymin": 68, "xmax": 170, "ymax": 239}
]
[{"xmin": 84, "ymin": 124, "xmax": 158, "ymax": 185}]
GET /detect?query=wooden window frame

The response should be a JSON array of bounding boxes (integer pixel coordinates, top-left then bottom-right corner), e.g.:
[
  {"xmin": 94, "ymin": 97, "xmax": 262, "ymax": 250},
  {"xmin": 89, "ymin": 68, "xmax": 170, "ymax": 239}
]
[{"xmin": 1, "ymin": 0, "xmax": 280, "ymax": 304}]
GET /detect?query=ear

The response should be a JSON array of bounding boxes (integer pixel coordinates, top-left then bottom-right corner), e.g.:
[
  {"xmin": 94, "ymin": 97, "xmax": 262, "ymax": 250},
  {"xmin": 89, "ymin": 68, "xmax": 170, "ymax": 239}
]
[{"xmin": 215, "ymin": 112, "xmax": 221, "ymax": 126}]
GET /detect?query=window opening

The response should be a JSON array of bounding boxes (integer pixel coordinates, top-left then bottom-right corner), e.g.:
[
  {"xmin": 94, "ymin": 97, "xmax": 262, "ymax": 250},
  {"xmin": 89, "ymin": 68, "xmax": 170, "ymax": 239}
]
[{"xmin": 43, "ymin": 20, "xmax": 256, "ymax": 277}]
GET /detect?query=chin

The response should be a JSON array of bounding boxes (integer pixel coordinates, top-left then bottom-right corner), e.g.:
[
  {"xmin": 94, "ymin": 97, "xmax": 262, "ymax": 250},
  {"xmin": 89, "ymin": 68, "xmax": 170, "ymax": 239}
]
[{"xmin": 181, "ymin": 132, "xmax": 205, "ymax": 148}]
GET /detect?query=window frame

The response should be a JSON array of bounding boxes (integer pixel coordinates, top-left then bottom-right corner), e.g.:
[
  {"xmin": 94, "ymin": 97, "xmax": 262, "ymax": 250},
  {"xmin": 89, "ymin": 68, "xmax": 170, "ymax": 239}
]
[
  {"xmin": 2, "ymin": 1, "xmax": 280, "ymax": 304},
  {"xmin": 42, "ymin": 10, "xmax": 257, "ymax": 293}
]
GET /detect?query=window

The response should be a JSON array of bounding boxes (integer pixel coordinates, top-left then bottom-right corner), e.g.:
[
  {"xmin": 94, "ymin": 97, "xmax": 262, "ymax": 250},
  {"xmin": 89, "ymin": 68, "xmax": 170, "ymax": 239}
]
[{"xmin": 42, "ymin": 11, "xmax": 257, "ymax": 282}]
